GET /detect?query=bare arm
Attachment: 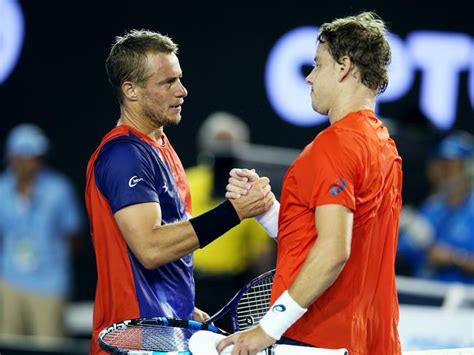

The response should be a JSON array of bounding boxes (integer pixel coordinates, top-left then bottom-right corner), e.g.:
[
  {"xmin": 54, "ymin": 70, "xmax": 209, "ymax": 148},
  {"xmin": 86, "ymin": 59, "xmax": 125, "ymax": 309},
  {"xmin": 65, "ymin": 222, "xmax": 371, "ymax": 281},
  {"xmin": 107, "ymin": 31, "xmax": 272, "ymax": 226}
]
[
  {"xmin": 216, "ymin": 204, "xmax": 353, "ymax": 354},
  {"xmin": 114, "ymin": 202, "xmax": 199, "ymax": 269},
  {"xmin": 114, "ymin": 178, "xmax": 274, "ymax": 270},
  {"xmin": 288, "ymin": 204, "xmax": 353, "ymax": 307}
]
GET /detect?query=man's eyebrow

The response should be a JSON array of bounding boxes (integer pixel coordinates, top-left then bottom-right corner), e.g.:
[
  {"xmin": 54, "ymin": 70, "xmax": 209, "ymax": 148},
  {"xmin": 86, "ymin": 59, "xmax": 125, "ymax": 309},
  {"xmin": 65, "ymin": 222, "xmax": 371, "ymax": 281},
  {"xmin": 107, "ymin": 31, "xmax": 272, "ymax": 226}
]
[{"xmin": 158, "ymin": 75, "xmax": 181, "ymax": 85}]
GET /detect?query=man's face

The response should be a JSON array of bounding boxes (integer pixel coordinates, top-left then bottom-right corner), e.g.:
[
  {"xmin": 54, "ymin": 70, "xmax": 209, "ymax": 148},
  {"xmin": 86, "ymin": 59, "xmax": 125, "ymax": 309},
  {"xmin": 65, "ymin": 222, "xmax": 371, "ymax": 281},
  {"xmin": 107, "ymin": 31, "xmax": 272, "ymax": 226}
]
[
  {"xmin": 9, "ymin": 155, "xmax": 42, "ymax": 180},
  {"xmin": 437, "ymin": 158, "xmax": 467, "ymax": 183},
  {"xmin": 137, "ymin": 52, "xmax": 188, "ymax": 128},
  {"xmin": 305, "ymin": 42, "xmax": 338, "ymax": 115}
]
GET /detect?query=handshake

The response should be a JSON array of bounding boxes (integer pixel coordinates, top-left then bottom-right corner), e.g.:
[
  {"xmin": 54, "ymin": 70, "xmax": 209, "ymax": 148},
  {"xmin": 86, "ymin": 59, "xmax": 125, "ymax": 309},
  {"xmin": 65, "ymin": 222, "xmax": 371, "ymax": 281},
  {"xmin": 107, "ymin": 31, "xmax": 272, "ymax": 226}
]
[{"xmin": 225, "ymin": 168, "xmax": 279, "ymax": 239}]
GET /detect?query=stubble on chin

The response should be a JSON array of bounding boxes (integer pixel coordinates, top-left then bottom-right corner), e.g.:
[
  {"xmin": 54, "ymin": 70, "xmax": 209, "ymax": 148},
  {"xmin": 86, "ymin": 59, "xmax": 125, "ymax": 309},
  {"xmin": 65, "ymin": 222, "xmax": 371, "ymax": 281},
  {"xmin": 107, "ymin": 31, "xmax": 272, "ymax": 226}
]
[
  {"xmin": 161, "ymin": 115, "xmax": 181, "ymax": 127},
  {"xmin": 143, "ymin": 107, "xmax": 181, "ymax": 128}
]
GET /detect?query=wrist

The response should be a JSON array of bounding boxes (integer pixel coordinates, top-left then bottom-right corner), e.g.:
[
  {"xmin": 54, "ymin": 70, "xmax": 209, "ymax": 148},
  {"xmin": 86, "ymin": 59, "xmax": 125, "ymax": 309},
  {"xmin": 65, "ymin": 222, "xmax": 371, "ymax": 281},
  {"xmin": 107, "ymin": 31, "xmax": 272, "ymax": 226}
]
[
  {"xmin": 255, "ymin": 200, "xmax": 279, "ymax": 239},
  {"xmin": 259, "ymin": 290, "xmax": 307, "ymax": 340},
  {"xmin": 228, "ymin": 199, "xmax": 243, "ymax": 221},
  {"xmin": 189, "ymin": 200, "xmax": 241, "ymax": 248}
]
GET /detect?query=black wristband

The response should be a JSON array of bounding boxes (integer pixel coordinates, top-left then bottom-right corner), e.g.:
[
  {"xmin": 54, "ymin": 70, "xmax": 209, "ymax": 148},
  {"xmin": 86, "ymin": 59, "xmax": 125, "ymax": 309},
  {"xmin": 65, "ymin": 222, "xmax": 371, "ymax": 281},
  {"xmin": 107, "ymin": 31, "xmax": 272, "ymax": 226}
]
[{"xmin": 189, "ymin": 199, "xmax": 241, "ymax": 248}]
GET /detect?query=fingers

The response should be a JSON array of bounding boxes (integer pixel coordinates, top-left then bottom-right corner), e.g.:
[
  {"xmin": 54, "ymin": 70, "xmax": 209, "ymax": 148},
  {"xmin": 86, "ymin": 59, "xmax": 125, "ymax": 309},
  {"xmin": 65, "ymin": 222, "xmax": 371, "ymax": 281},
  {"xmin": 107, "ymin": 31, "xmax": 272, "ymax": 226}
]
[
  {"xmin": 217, "ymin": 335, "xmax": 235, "ymax": 354},
  {"xmin": 229, "ymin": 177, "xmax": 252, "ymax": 191},
  {"xmin": 193, "ymin": 307, "xmax": 210, "ymax": 322},
  {"xmin": 256, "ymin": 180, "xmax": 271, "ymax": 197},
  {"xmin": 229, "ymin": 168, "xmax": 260, "ymax": 182},
  {"xmin": 255, "ymin": 176, "xmax": 270, "ymax": 186},
  {"xmin": 227, "ymin": 176, "xmax": 271, "ymax": 200},
  {"xmin": 264, "ymin": 192, "xmax": 275, "ymax": 210},
  {"xmin": 201, "ymin": 311, "xmax": 210, "ymax": 321},
  {"xmin": 226, "ymin": 173, "xmax": 265, "ymax": 199},
  {"xmin": 225, "ymin": 191, "xmax": 242, "ymax": 199},
  {"xmin": 226, "ymin": 177, "xmax": 252, "ymax": 198}
]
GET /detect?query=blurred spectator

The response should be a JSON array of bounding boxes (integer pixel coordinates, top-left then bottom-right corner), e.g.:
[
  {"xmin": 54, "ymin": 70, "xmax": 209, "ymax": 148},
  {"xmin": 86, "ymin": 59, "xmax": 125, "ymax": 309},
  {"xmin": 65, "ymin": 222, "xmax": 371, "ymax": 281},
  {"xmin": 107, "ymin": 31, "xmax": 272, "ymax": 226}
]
[
  {"xmin": 397, "ymin": 131, "xmax": 474, "ymax": 284},
  {"xmin": 0, "ymin": 124, "xmax": 82, "ymax": 338},
  {"xmin": 186, "ymin": 112, "xmax": 275, "ymax": 330}
]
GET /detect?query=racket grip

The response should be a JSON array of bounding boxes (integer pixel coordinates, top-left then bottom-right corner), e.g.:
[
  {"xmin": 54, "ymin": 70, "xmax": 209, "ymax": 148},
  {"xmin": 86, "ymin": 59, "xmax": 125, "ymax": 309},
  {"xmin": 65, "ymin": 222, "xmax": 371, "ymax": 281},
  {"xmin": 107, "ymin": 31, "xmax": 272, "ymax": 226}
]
[{"xmin": 273, "ymin": 344, "xmax": 348, "ymax": 354}]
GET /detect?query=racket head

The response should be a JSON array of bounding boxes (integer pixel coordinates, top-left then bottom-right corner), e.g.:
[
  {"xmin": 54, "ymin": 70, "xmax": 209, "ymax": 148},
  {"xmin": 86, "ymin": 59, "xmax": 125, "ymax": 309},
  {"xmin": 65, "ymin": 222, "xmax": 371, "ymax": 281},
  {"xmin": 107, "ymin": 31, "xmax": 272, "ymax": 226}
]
[
  {"xmin": 98, "ymin": 317, "xmax": 223, "ymax": 354},
  {"xmin": 206, "ymin": 269, "xmax": 275, "ymax": 332}
]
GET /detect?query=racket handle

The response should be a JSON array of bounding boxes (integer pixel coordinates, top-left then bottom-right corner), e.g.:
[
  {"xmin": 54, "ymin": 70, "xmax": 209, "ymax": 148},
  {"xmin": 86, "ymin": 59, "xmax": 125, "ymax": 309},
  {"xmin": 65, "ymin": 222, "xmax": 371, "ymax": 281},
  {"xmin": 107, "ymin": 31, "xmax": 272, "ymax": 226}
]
[
  {"xmin": 189, "ymin": 330, "xmax": 347, "ymax": 355},
  {"xmin": 222, "ymin": 344, "xmax": 347, "ymax": 354},
  {"xmin": 272, "ymin": 344, "xmax": 348, "ymax": 354}
]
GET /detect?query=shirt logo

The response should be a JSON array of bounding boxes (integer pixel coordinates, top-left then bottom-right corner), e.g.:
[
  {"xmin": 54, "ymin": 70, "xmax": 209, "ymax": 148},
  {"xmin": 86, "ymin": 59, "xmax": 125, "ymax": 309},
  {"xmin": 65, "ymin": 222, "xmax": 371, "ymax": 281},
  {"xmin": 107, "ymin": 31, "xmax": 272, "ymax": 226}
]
[
  {"xmin": 163, "ymin": 181, "xmax": 169, "ymax": 192},
  {"xmin": 272, "ymin": 304, "xmax": 286, "ymax": 313},
  {"xmin": 128, "ymin": 176, "xmax": 144, "ymax": 187},
  {"xmin": 329, "ymin": 178, "xmax": 347, "ymax": 196}
]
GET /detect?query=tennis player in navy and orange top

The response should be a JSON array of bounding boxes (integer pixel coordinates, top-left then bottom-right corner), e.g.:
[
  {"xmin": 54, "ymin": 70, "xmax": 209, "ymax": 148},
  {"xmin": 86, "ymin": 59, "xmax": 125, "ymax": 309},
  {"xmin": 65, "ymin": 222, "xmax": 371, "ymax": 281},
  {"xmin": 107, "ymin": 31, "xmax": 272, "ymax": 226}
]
[
  {"xmin": 218, "ymin": 12, "xmax": 402, "ymax": 355},
  {"xmin": 85, "ymin": 127, "xmax": 193, "ymax": 353},
  {"xmin": 85, "ymin": 30, "xmax": 274, "ymax": 354}
]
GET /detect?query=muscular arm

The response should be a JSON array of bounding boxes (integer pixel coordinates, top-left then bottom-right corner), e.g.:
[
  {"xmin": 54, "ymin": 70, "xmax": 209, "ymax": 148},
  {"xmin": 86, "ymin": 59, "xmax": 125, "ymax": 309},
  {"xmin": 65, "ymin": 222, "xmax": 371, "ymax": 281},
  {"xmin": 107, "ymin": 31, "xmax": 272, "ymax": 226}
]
[
  {"xmin": 114, "ymin": 202, "xmax": 199, "ymax": 269},
  {"xmin": 114, "ymin": 178, "xmax": 273, "ymax": 270},
  {"xmin": 288, "ymin": 204, "xmax": 353, "ymax": 307}
]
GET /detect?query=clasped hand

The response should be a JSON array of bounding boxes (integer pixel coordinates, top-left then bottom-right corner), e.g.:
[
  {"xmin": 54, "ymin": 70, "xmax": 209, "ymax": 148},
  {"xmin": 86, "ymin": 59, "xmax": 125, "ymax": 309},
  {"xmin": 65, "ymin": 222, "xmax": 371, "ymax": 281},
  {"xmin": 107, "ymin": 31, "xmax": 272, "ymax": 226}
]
[{"xmin": 227, "ymin": 168, "xmax": 274, "ymax": 219}]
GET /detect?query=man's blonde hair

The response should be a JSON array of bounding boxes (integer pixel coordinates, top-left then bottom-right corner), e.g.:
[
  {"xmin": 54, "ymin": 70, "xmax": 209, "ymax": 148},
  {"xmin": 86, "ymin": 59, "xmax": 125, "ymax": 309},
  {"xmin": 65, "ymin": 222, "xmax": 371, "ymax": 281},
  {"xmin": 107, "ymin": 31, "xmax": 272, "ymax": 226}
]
[{"xmin": 106, "ymin": 29, "xmax": 178, "ymax": 103}]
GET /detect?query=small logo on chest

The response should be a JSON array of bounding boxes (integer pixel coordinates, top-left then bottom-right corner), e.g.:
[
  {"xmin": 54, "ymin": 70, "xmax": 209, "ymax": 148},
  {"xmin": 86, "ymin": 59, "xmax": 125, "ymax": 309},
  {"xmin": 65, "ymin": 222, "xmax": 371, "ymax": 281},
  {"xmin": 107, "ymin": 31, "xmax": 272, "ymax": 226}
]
[{"xmin": 128, "ymin": 176, "xmax": 144, "ymax": 187}]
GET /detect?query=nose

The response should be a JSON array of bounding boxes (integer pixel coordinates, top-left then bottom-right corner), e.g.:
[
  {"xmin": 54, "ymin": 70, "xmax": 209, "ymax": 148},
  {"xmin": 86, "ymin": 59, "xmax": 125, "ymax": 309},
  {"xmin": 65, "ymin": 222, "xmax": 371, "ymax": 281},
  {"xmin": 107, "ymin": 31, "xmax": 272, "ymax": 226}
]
[
  {"xmin": 177, "ymin": 80, "xmax": 188, "ymax": 98},
  {"xmin": 306, "ymin": 68, "xmax": 315, "ymax": 85}
]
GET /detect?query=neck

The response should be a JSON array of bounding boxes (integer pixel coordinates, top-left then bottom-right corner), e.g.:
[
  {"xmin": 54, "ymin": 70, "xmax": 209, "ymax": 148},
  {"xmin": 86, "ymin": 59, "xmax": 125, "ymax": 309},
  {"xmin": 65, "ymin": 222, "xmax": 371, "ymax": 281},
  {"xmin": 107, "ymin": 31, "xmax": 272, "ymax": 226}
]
[
  {"xmin": 118, "ymin": 105, "xmax": 163, "ymax": 143},
  {"xmin": 327, "ymin": 85, "xmax": 376, "ymax": 124},
  {"xmin": 16, "ymin": 175, "xmax": 34, "ymax": 197}
]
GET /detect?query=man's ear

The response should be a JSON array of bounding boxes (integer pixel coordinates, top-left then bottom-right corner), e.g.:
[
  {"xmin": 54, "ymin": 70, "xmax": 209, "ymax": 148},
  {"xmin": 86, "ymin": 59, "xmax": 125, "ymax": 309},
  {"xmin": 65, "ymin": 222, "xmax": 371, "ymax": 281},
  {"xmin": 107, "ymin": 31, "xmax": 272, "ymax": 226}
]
[
  {"xmin": 337, "ymin": 56, "xmax": 355, "ymax": 82},
  {"xmin": 121, "ymin": 81, "xmax": 139, "ymax": 101}
]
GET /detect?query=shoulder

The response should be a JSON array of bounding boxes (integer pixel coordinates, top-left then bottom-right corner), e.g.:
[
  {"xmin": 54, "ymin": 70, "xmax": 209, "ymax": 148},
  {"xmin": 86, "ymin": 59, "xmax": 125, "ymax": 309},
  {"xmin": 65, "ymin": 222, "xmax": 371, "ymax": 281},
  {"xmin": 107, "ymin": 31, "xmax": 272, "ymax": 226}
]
[
  {"xmin": 97, "ymin": 135, "xmax": 154, "ymax": 168},
  {"xmin": 100, "ymin": 133, "xmax": 149, "ymax": 156},
  {"xmin": 312, "ymin": 125, "xmax": 366, "ymax": 157}
]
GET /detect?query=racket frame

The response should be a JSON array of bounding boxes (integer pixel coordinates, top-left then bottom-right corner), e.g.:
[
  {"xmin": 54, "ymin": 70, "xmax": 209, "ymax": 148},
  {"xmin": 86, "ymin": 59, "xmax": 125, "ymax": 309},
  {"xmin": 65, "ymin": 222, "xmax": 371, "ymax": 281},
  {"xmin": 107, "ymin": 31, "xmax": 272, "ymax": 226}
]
[{"xmin": 206, "ymin": 269, "xmax": 275, "ymax": 331}]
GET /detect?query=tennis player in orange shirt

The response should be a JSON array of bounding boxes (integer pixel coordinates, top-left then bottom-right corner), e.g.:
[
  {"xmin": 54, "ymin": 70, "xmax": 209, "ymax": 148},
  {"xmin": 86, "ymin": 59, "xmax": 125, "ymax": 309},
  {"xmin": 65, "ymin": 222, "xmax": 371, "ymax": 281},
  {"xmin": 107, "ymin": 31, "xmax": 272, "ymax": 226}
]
[{"xmin": 218, "ymin": 11, "xmax": 403, "ymax": 355}]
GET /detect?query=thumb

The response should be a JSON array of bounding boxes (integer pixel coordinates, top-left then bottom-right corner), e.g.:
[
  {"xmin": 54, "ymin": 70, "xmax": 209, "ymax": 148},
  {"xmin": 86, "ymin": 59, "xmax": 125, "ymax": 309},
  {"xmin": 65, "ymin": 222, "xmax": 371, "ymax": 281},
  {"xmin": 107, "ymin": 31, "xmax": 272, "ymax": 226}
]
[{"xmin": 216, "ymin": 335, "xmax": 235, "ymax": 353}]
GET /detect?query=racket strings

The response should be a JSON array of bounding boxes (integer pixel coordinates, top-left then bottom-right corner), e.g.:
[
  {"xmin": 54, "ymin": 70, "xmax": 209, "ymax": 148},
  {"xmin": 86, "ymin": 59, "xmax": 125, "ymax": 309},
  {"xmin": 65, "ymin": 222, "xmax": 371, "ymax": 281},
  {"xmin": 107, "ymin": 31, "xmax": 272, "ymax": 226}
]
[
  {"xmin": 102, "ymin": 324, "xmax": 195, "ymax": 351},
  {"xmin": 236, "ymin": 275, "xmax": 274, "ymax": 330}
]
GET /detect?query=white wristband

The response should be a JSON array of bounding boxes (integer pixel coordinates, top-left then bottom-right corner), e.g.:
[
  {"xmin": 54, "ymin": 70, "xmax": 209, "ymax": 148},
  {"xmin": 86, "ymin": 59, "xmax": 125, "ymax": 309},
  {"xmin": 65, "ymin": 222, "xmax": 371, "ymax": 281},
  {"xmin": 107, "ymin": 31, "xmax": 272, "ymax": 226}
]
[
  {"xmin": 255, "ymin": 200, "xmax": 279, "ymax": 240},
  {"xmin": 259, "ymin": 290, "xmax": 307, "ymax": 340}
]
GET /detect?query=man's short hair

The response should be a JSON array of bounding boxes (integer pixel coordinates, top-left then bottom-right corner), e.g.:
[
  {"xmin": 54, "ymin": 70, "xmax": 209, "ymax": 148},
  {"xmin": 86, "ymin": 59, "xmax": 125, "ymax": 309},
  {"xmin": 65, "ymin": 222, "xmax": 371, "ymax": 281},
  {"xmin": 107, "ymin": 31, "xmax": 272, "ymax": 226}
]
[
  {"xmin": 106, "ymin": 29, "xmax": 178, "ymax": 103},
  {"xmin": 318, "ymin": 11, "xmax": 391, "ymax": 95}
]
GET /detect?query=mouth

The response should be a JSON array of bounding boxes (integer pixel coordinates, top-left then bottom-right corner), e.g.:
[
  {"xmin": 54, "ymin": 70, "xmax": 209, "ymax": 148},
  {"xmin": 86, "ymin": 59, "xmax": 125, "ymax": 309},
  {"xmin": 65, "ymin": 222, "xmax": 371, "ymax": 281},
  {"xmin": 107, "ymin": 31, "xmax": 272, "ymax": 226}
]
[{"xmin": 170, "ymin": 103, "xmax": 182, "ymax": 112}]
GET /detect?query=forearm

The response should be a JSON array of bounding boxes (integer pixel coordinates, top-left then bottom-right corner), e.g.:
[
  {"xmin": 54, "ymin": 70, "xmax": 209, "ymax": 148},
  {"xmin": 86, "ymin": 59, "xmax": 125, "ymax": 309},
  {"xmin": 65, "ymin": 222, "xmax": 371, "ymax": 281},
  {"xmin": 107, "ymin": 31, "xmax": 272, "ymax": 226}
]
[
  {"xmin": 289, "ymin": 235, "xmax": 349, "ymax": 307},
  {"xmin": 136, "ymin": 221, "xmax": 200, "ymax": 269},
  {"xmin": 259, "ymin": 234, "xmax": 349, "ymax": 340},
  {"xmin": 428, "ymin": 245, "xmax": 474, "ymax": 275},
  {"xmin": 452, "ymin": 251, "xmax": 474, "ymax": 275},
  {"xmin": 118, "ymin": 200, "xmax": 241, "ymax": 269}
]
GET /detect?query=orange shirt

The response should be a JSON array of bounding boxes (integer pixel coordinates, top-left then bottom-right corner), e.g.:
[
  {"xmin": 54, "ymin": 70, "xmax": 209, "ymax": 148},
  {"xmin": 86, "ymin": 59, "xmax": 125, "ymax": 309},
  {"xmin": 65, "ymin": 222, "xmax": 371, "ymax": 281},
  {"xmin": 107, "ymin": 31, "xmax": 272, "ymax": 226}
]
[{"xmin": 273, "ymin": 110, "xmax": 402, "ymax": 355}]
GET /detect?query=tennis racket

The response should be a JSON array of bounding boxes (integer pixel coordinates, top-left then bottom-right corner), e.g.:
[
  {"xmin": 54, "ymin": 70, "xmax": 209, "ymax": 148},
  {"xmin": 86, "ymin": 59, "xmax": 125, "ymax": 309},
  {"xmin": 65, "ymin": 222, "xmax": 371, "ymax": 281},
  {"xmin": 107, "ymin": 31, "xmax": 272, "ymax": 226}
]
[
  {"xmin": 99, "ymin": 269, "xmax": 275, "ymax": 354},
  {"xmin": 206, "ymin": 268, "xmax": 275, "ymax": 331},
  {"xmin": 98, "ymin": 317, "xmax": 224, "ymax": 354}
]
